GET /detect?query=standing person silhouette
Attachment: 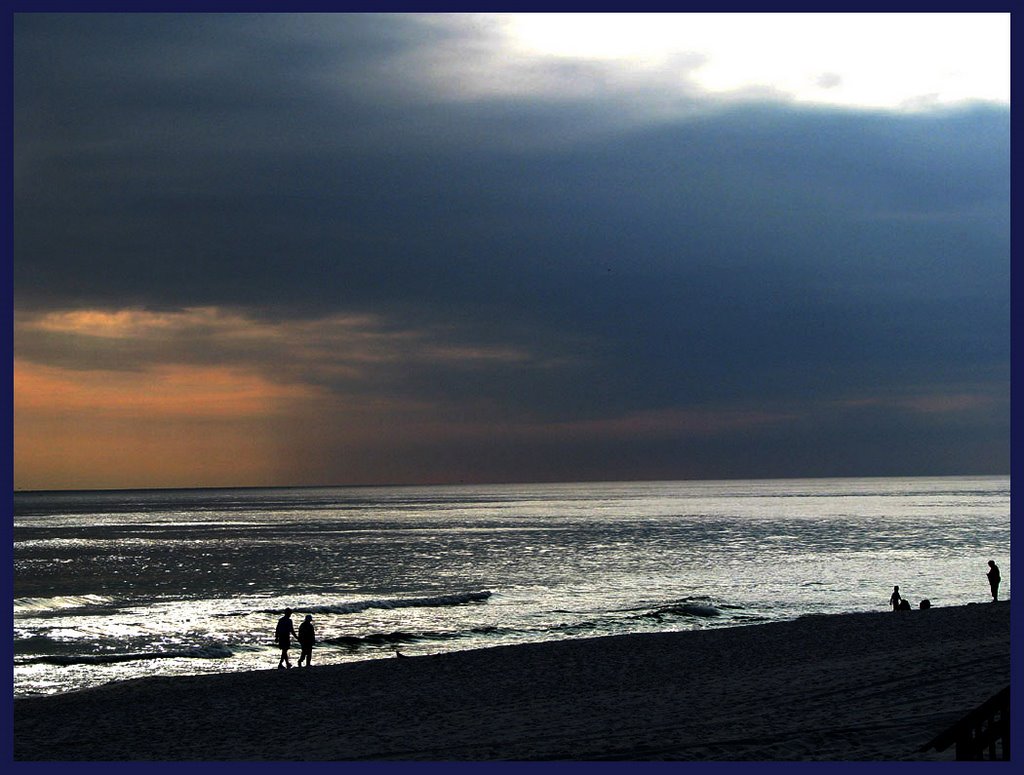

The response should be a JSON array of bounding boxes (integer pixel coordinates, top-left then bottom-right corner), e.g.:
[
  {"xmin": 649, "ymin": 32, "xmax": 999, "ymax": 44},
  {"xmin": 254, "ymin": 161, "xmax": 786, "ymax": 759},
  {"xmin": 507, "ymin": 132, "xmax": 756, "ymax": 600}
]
[
  {"xmin": 889, "ymin": 585, "xmax": 902, "ymax": 612},
  {"xmin": 276, "ymin": 608, "xmax": 298, "ymax": 669},
  {"xmin": 987, "ymin": 561, "xmax": 1001, "ymax": 601},
  {"xmin": 297, "ymin": 614, "xmax": 316, "ymax": 667}
]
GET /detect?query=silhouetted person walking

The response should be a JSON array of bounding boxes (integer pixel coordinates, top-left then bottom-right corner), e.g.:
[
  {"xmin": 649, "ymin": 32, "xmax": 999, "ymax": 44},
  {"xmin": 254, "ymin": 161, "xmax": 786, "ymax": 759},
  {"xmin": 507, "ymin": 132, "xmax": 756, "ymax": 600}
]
[
  {"xmin": 987, "ymin": 561, "xmax": 1001, "ymax": 601},
  {"xmin": 297, "ymin": 614, "xmax": 315, "ymax": 667},
  {"xmin": 276, "ymin": 607, "xmax": 298, "ymax": 669},
  {"xmin": 889, "ymin": 585, "xmax": 902, "ymax": 611}
]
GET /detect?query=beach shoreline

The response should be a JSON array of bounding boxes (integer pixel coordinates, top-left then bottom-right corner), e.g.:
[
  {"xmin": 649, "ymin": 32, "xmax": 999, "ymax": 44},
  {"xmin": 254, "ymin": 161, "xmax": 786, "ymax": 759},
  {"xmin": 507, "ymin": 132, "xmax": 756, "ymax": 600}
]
[{"xmin": 13, "ymin": 601, "xmax": 1010, "ymax": 761}]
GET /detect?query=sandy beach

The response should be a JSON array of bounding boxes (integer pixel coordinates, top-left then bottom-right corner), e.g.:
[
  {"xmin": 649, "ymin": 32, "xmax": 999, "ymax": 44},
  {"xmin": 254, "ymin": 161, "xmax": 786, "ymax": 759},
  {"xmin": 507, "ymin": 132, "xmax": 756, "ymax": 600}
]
[{"xmin": 13, "ymin": 600, "xmax": 1010, "ymax": 761}]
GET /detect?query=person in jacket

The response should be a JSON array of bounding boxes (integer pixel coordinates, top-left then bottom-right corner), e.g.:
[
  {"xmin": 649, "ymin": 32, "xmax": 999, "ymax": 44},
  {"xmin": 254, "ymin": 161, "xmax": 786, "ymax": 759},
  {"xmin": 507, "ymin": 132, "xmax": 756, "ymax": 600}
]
[
  {"xmin": 297, "ymin": 614, "xmax": 316, "ymax": 667},
  {"xmin": 987, "ymin": 561, "xmax": 1001, "ymax": 601},
  {"xmin": 276, "ymin": 607, "xmax": 298, "ymax": 669}
]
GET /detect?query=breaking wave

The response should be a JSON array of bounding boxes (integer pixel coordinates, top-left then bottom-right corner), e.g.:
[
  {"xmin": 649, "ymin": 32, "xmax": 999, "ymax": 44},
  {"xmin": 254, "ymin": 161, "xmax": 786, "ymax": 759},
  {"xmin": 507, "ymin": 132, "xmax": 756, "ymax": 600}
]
[
  {"xmin": 14, "ymin": 595, "xmax": 116, "ymax": 616},
  {"xmin": 636, "ymin": 597, "xmax": 726, "ymax": 619}
]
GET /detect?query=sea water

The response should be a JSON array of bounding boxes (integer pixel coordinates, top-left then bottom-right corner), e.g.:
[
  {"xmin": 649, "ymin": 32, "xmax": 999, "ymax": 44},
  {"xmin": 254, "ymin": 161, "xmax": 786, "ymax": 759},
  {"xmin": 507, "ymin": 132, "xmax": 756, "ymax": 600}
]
[{"xmin": 13, "ymin": 476, "xmax": 1010, "ymax": 698}]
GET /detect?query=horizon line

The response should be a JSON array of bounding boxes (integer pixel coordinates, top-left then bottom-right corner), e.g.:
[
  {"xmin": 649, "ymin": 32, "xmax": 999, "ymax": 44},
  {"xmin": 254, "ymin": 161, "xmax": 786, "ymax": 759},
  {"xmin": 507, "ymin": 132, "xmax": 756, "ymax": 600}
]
[{"xmin": 12, "ymin": 471, "xmax": 1011, "ymax": 497}]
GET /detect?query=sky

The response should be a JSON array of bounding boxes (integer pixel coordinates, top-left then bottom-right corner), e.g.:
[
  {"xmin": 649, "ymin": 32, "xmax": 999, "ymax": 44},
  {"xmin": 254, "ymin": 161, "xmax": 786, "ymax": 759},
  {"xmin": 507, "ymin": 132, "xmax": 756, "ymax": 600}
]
[{"xmin": 12, "ymin": 12, "xmax": 1011, "ymax": 490}]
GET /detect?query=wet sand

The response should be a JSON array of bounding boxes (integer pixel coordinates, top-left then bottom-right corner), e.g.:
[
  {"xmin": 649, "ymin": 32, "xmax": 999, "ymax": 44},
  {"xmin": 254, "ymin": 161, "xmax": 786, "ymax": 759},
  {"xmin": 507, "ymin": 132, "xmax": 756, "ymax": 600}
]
[{"xmin": 13, "ymin": 600, "xmax": 1010, "ymax": 761}]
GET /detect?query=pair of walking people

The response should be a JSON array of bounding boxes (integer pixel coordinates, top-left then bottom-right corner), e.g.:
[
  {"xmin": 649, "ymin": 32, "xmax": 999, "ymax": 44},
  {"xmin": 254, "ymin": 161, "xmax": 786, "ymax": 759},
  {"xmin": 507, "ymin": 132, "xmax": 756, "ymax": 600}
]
[{"xmin": 276, "ymin": 608, "xmax": 315, "ymax": 668}]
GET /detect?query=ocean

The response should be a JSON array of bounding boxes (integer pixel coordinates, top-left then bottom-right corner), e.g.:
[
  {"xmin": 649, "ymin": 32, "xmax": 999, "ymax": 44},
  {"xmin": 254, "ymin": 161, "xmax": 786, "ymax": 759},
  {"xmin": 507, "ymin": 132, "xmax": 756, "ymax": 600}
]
[{"xmin": 13, "ymin": 476, "xmax": 1010, "ymax": 698}]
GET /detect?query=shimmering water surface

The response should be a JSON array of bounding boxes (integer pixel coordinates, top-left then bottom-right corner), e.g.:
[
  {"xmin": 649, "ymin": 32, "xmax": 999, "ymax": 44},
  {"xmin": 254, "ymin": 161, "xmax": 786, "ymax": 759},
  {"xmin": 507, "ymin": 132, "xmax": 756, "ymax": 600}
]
[{"xmin": 13, "ymin": 476, "xmax": 1010, "ymax": 697}]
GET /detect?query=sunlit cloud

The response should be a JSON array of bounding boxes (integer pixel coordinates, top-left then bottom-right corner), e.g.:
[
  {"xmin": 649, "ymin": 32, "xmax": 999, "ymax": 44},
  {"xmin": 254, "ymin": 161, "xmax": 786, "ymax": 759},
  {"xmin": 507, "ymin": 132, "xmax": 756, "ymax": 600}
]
[
  {"xmin": 22, "ymin": 307, "xmax": 377, "ymax": 346},
  {"xmin": 419, "ymin": 13, "xmax": 1008, "ymax": 111},
  {"xmin": 15, "ymin": 306, "xmax": 549, "ymax": 379},
  {"xmin": 26, "ymin": 308, "xmax": 201, "ymax": 339}
]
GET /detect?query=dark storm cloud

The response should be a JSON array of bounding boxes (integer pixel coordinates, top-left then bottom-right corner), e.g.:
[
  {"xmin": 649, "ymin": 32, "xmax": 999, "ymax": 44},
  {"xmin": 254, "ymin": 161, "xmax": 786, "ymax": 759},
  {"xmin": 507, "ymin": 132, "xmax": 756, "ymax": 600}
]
[{"xmin": 14, "ymin": 14, "xmax": 1010, "ymax": 475}]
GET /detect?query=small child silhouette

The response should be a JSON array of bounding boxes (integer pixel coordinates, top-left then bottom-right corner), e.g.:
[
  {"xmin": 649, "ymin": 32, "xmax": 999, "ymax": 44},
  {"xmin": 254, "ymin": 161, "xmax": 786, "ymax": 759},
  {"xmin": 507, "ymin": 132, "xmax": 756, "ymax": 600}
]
[{"xmin": 889, "ymin": 585, "xmax": 902, "ymax": 611}]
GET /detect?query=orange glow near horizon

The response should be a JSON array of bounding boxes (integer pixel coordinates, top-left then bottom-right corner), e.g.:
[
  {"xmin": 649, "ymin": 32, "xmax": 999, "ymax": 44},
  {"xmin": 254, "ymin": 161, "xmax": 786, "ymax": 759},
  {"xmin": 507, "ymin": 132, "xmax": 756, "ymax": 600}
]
[
  {"xmin": 14, "ymin": 360, "xmax": 323, "ymax": 419},
  {"xmin": 13, "ymin": 358, "xmax": 327, "ymax": 491},
  {"xmin": 12, "ymin": 304, "xmax": 555, "ymax": 490}
]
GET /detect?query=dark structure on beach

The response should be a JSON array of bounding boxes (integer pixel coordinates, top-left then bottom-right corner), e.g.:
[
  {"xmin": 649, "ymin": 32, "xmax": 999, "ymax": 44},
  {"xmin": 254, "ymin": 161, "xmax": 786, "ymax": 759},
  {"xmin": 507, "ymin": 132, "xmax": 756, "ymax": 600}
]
[{"xmin": 920, "ymin": 686, "xmax": 1010, "ymax": 760}]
